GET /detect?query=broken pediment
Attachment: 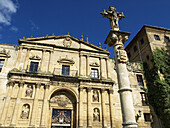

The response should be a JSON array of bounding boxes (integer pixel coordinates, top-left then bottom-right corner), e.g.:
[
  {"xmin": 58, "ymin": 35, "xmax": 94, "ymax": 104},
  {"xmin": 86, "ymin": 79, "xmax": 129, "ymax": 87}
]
[
  {"xmin": 0, "ymin": 48, "xmax": 10, "ymax": 58},
  {"xmin": 90, "ymin": 62, "xmax": 100, "ymax": 67},
  {"xmin": 57, "ymin": 58, "xmax": 75, "ymax": 64},
  {"xmin": 29, "ymin": 55, "xmax": 41, "ymax": 60}
]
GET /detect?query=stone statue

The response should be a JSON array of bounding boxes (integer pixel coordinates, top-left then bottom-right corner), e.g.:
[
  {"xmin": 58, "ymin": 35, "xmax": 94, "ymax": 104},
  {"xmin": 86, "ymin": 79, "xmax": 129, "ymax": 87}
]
[
  {"xmin": 93, "ymin": 108, "xmax": 100, "ymax": 121},
  {"xmin": 93, "ymin": 90, "xmax": 99, "ymax": 102},
  {"xmin": 21, "ymin": 104, "xmax": 30, "ymax": 119},
  {"xmin": 25, "ymin": 85, "xmax": 33, "ymax": 97},
  {"xmin": 100, "ymin": 6, "xmax": 125, "ymax": 30}
]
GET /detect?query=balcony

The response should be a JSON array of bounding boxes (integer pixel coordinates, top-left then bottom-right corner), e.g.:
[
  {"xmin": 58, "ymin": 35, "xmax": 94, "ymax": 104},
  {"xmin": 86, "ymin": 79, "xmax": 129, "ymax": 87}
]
[{"xmin": 53, "ymin": 68, "xmax": 78, "ymax": 77}]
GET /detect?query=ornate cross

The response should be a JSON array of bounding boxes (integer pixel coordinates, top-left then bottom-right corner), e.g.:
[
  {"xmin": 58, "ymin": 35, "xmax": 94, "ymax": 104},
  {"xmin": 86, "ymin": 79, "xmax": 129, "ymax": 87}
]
[{"xmin": 100, "ymin": 6, "xmax": 125, "ymax": 30}]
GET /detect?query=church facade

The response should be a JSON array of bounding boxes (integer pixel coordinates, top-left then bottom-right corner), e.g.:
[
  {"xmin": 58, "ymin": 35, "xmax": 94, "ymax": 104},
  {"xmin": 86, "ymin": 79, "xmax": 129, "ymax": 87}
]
[{"xmin": 0, "ymin": 34, "xmax": 159, "ymax": 128}]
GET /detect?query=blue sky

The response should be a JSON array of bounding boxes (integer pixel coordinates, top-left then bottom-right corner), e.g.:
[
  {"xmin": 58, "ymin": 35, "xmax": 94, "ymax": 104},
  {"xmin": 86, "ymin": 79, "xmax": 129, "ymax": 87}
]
[{"xmin": 0, "ymin": 0, "xmax": 170, "ymax": 58}]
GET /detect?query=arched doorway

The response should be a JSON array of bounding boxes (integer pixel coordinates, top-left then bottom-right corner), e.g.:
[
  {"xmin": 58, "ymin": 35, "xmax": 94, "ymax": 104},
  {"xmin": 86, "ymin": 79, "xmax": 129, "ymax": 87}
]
[{"xmin": 49, "ymin": 89, "xmax": 77, "ymax": 128}]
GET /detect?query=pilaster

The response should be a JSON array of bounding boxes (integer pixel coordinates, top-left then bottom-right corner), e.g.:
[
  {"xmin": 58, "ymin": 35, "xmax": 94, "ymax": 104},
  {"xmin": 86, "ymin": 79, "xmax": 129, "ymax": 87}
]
[
  {"xmin": 87, "ymin": 87, "xmax": 92, "ymax": 128},
  {"xmin": 101, "ymin": 89, "xmax": 107, "ymax": 128},
  {"xmin": 78, "ymin": 87, "xmax": 84, "ymax": 127}
]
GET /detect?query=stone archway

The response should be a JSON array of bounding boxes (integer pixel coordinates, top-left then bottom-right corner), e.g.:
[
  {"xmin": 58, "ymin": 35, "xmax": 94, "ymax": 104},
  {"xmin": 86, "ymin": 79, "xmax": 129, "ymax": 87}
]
[{"xmin": 49, "ymin": 89, "xmax": 77, "ymax": 128}]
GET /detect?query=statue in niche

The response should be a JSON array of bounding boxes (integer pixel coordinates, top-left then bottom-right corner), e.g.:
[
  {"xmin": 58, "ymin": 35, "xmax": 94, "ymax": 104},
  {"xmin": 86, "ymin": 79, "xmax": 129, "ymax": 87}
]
[
  {"xmin": 25, "ymin": 85, "xmax": 33, "ymax": 97},
  {"xmin": 93, "ymin": 108, "xmax": 100, "ymax": 122},
  {"xmin": 20, "ymin": 104, "xmax": 30, "ymax": 119},
  {"xmin": 93, "ymin": 90, "xmax": 99, "ymax": 102}
]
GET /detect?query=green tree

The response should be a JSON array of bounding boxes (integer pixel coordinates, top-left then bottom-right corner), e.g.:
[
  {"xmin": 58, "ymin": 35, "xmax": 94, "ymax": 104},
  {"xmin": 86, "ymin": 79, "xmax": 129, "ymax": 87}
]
[{"xmin": 143, "ymin": 48, "xmax": 170, "ymax": 128}]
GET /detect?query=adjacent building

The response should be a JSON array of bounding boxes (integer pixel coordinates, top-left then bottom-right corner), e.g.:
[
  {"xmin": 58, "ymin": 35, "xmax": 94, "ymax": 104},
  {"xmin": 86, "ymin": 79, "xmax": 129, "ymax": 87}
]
[
  {"xmin": 126, "ymin": 25, "xmax": 170, "ymax": 67},
  {"xmin": 0, "ymin": 33, "xmax": 160, "ymax": 128}
]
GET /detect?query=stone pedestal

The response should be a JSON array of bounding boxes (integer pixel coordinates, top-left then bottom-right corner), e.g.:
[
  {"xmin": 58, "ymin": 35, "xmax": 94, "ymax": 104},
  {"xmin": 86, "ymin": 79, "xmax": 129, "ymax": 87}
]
[{"xmin": 104, "ymin": 30, "xmax": 137, "ymax": 128}]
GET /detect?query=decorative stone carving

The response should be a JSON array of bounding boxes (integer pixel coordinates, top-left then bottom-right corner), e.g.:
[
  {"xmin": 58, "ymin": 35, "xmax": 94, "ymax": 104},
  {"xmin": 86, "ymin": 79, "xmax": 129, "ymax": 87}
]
[
  {"xmin": 57, "ymin": 58, "xmax": 75, "ymax": 64},
  {"xmin": 126, "ymin": 62, "xmax": 142, "ymax": 72},
  {"xmin": 29, "ymin": 55, "xmax": 41, "ymax": 60},
  {"xmin": 90, "ymin": 62, "xmax": 100, "ymax": 67},
  {"xmin": 50, "ymin": 95, "xmax": 72, "ymax": 107},
  {"xmin": 63, "ymin": 37, "xmax": 72, "ymax": 48},
  {"xmin": 25, "ymin": 85, "xmax": 33, "ymax": 97},
  {"xmin": 115, "ymin": 45, "xmax": 128, "ymax": 63},
  {"xmin": 93, "ymin": 108, "xmax": 100, "ymax": 122},
  {"xmin": 93, "ymin": 90, "xmax": 99, "ymax": 102},
  {"xmin": 100, "ymin": 6, "xmax": 125, "ymax": 30},
  {"xmin": 0, "ymin": 48, "xmax": 10, "ymax": 58},
  {"xmin": 20, "ymin": 104, "xmax": 30, "ymax": 119}
]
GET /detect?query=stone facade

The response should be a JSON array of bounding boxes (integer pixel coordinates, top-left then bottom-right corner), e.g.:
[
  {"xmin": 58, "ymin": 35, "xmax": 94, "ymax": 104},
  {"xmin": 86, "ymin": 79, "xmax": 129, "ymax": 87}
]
[
  {"xmin": 125, "ymin": 25, "xmax": 170, "ymax": 67},
  {"xmin": 0, "ymin": 34, "xmax": 159, "ymax": 128}
]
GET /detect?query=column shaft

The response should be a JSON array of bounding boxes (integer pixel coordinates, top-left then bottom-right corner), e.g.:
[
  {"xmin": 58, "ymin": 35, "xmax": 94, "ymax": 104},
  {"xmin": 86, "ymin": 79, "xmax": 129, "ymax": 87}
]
[
  {"xmin": 87, "ymin": 88, "xmax": 92, "ymax": 128},
  {"xmin": 101, "ymin": 89, "xmax": 107, "ymax": 128},
  {"xmin": 78, "ymin": 87, "xmax": 84, "ymax": 127}
]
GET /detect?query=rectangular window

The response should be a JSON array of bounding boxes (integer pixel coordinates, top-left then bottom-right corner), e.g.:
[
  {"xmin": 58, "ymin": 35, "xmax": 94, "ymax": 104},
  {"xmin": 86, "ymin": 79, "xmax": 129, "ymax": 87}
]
[
  {"xmin": 140, "ymin": 38, "xmax": 144, "ymax": 45},
  {"xmin": 154, "ymin": 35, "xmax": 160, "ymax": 40},
  {"xmin": 133, "ymin": 45, "xmax": 137, "ymax": 52},
  {"xmin": 136, "ymin": 74, "xmax": 144, "ymax": 86},
  {"xmin": 0, "ymin": 59, "xmax": 5, "ymax": 72},
  {"xmin": 62, "ymin": 65, "xmax": 70, "ymax": 75},
  {"xmin": 91, "ymin": 68, "xmax": 98, "ymax": 79},
  {"xmin": 29, "ymin": 62, "xmax": 39, "ymax": 72},
  {"xmin": 164, "ymin": 36, "xmax": 169, "ymax": 42},
  {"xmin": 144, "ymin": 113, "xmax": 151, "ymax": 122},
  {"xmin": 140, "ymin": 92, "xmax": 148, "ymax": 106}
]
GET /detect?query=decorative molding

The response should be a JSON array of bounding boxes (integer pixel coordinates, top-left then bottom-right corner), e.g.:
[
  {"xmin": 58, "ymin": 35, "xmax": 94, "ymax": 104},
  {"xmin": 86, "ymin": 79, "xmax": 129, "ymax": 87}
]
[
  {"xmin": 63, "ymin": 37, "xmax": 72, "ymax": 48},
  {"xmin": 29, "ymin": 55, "xmax": 41, "ymax": 60},
  {"xmin": 0, "ymin": 48, "xmax": 11, "ymax": 58},
  {"xmin": 89, "ymin": 62, "xmax": 100, "ymax": 67},
  {"xmin": 57, "ymin": 58, "xmax": 75, "ymax": 64},
  {"xmin": 50, "ymin": 95, "xmax": 72, "ymax": 107}
]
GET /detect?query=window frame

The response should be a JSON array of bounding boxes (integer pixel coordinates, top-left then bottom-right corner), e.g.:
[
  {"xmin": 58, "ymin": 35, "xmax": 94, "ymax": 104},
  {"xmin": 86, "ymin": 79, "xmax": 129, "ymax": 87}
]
[
  {"xmin": 29, "ymin": 61, "xmax": 39, "ymax": 72},
  {"xmin": 136, "ymin": 74, "xmax": 144, "ymax": 86},
  {"xmin": 154, "ymin": 35, "xmax": 160, "ymax": 41},
  {"xmin": 140, "ymin": 38, "xmax": 144, "ymax": 45},
  {"xmin": 91, "ymin": 68, "xmax": 99, "ymax": 79},
  {"xmin": 0, "ymin": 59, "xmax": 5, "ymax": 72},
  {"xmin": 140, "ymin": 92, "xmax": 148, "ymax": 106},
  {"xmin": 133, "ymin": 45, "xmax": 137, "ymax": 52},
  {"xmin": 164, "ymin": 36, "xmax": 169, "ymax": 42},
  {"xmin": 62, "ymin": 65, "xmax": 70, "ymax": 76},
  {"xmin": 144, "ymin": 113, "xmax": 151, "ymax": 122}
]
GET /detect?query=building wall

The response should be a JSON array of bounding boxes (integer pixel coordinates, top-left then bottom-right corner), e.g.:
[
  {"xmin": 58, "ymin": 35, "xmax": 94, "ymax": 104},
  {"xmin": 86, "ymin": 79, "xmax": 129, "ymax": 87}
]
[{"xmin": 0, "ymin": 35, "xmax": 157, "ymax": 128}]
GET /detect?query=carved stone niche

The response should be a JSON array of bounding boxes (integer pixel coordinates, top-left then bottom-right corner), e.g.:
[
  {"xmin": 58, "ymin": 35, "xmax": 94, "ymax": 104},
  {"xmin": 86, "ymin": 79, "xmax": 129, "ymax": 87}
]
[
  {"xmin": 25, "ymin": 85, "xmax": 33, "ymax": 97},
  {"xmin": 20, "ymin": 104, "xmax": 30, "ymax": 119},
  {"xmin": 93, "ymin": 90, "xmax": 99, "ymax": 102},
  {"xmin": 93, "ymin": 108, "xmax": 100, "ymax": 122}
]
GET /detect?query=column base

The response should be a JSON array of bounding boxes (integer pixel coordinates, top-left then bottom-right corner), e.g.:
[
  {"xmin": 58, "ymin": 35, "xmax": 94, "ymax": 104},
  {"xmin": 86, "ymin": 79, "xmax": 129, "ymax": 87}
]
[
  {"xmin": 87, "ymin": 126, "xmax": 92, "ymax": 128},
  {"xmin": 122, "ymin": 122, "xmax": 138, "ymax": 128},
  {"xmin": 78, "ymin": 126, "xmax": 83, "ymax": 128}
]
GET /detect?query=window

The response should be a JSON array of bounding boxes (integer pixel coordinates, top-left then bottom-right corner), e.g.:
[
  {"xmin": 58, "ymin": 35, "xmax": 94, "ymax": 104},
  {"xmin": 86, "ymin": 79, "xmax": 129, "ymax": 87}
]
[
  {"xmin": 140, "ymin": 92, "xmax": 148, "ymax": 106},
  {"xmin": 62, "ymin": 65, "xmax": 70, "ymax": 75},
  {"xmin": 91, "ymin": 68, "xmax": 98, "ymax": 79},
  {"xmin": 133, "ymin": 46, "xmax": 137, "ymax": 52},
  {"xmin": 127, "ymin": 52, "xmax": 131, "ymax": 59},
  {"xmin": 140, "ymin": 38, "xmax": 144, "ymax": 45},
  {"xmin": 136, "ymin": 74, "xmax": 144, "ymax": 86},
  {"xmin": 164, "ymin": 36, "xmax": 169, "ymax": 42},
  {"xmin": 0, "ymin": 59, "xmax": 5, "ymax": 72},
  {"xmin": 154, "ymin": 35, "xmax": 160, "ymax": 40},
  {"xmin": 144, "ymin": 113, "xmax": 151, "ymax": 122},
  {"xmin": 29, "ymin": 62, "xmax": 39, "ymax": 72},
  {"xmin": 146, "ymin": 55, "xmax": 149, "ymax": 60}
]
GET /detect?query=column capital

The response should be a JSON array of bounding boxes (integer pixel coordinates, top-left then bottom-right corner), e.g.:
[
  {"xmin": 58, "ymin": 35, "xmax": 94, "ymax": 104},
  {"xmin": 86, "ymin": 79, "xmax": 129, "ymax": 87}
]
[
  {"xmin": 79, "ymin": 86, "xmax": 84, "ymax": 91},
  {"xmin": 109, "ymin": 89, "xmax": 114, "ymax": 94},
  {"xmin": 44, "ymin": 84, "xmax": 50, "ymax": 89},
  {"xmin": 101, "ymin": 88, "xmax": 106, "ymax": 93},
  {"xmin": 87, "ymin": 87, "xmax": 92, "ymax": 92},
  {"xmin": 36, "ymin": 83, "xmax": 41, "ymax": 88},
  {"xmin": 7, "ymin": 80, "xmax": 15, "ymax": 86}
]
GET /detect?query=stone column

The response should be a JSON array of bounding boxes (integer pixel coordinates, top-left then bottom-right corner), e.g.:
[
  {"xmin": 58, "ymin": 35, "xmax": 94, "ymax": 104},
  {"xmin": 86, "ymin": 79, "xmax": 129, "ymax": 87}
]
[
  {"xmin": 86, "ymin": 55, "xmax": 89, "ymax": 77},
  {"xmin": 47, "ymin": 51, "xmax": 52, "ymax": 72},
  {"xmin": 104, "ymin": 31, "xmax": 137, "ymax": 128},
  {"xmin": 0, "ymin": 81, "xmax": 14, "ymax": 126},
  {"xmin": 40, "ymin": 84, "xmax": 49, "ymax": 127},
  {"xmin": 15, "ymin": 47, "xmax": 23, "ymax": 67},
  {"xmin": 30, "ymin": 83, "xmax": 41, "ymax": 126},
  {"xmin": 78, "ymin": 87, "xmax": 84, "ymax": 127},
  {"xmin": 101, "ymin": 89, "xmax": 107, "ymax": 128},
  {"xmin": 23, "ymin": 48, "xmax": 30, "ymax": 70},
  {"xmin": 10, "ymin": 82, "xmax": 24, "ymax": 126},
  {"xmin": 109, "ymin": 89, "xmax": 116, "ymax": 128},
  {"xmin": 87, "ymin": 87, "xmax": 92, "ymax": 128},
  {"xmin": 99, "ymin": 57, "xmax": 102, "ymax": 79},
  {"xmin": 40, "ymin": 50, "xmax": 45, "ymax": 71},
  {"xmin": 79, "ymin": 54, "xmax": 82, "ymax": 76},
  {"xmin": 105, "ymin": 58, "xmax": 109, "ymax": 79}
]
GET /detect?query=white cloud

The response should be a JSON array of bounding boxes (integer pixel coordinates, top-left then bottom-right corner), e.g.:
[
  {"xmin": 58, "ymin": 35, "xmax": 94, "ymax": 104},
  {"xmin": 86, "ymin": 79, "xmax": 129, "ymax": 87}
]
[
  {"xmin": 10, "ymin": 26, "xmax": 18, "ymax": 32},
  {"xmin": 0, "ymin": 0, "xmax": 18, "ymax": 25}
]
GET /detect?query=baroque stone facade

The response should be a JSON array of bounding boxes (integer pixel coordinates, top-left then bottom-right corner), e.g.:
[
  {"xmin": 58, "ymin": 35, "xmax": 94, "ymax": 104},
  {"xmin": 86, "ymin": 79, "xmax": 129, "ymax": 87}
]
[{"xmin": 0, "ymin": 33, "xmax": 159, "ymax": 128}]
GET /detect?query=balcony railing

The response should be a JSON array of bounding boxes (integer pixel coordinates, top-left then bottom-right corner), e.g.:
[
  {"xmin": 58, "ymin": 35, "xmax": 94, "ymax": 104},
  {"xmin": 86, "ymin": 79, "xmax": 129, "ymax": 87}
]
[{"xmin": 53, "ymin": 68, "xmax": 78, "ymax": 77}]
